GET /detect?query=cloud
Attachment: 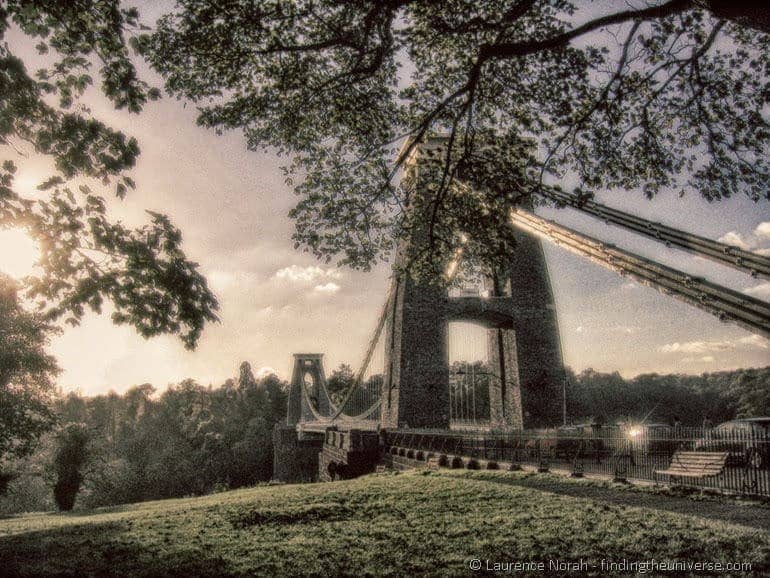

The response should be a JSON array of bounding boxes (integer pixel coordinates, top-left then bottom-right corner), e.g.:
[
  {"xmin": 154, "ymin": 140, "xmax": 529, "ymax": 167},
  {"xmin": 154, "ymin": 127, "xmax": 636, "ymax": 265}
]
[
  {"xmin": 680, "ymin": 356, "xmax": 715, "ymax": 363},
  {"xmin": 660, "ymin": 335, "xmax": 769, "ymax": 355},
  {"xmin": 572, "ymin": 324, "xmax": 638, "ymax": 335},
  {"xmin": 573, "ymin": 324, "xmax": 638, "ymax": 335},
  {"xmin": 737, "ymin": 335, "xmax": 769, "ymax": 350},
  {"xmin": 207, "ymin": 270, "xmax": 236, "ymax": 291},
  {"xmin": 717, "ymin": 231, "xmax": 751, "ymax": 250},
  {"xmin": 609, "ymin": 325, "xmax": 639, "ymax": 334},
  {"xmin": 313, "ymin": 282, "xmax": 341, "ymax": 294},
  {"xmin": 255, "ymin": 366, "xmax": 279, "ymax": 379},
  {"xmin": 718, "ymin": 223, "xmax": 770, "ymax": 254},
  {"xmin": 273, "ymin": 265, "xmax": 341, "ymax": 283},
  {"xmin": 204, "ymin": 269, "xmax": 261, "ymax": 294},
  {"xmin": 744, "ymin": 282, "xmax": 770, "ymax": 300},
  {"xmin": 755, "ymin": 222, "xmax": 770, "ymax": 239},
  {"xmin": 682, "ymin": 355, "xmax": 716, "ymax": 363},
  {"xmin": 659, "ymin": 341, "xmax": 733, "ymax": 354}
]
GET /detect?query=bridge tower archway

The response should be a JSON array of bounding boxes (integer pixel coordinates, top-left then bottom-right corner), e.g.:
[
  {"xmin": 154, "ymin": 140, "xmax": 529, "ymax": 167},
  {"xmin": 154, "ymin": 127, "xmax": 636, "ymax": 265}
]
[
  {"xmin": 287, "ymin": 353, "xmax": 332, "ymax": 426},
  {"xmin": 379, "ymin": 137, "xmax": 565, "ymax": 430}
]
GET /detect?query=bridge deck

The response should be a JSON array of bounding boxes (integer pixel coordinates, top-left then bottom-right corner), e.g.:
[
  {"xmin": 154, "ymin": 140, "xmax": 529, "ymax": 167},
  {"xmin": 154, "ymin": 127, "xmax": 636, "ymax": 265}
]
[
  {"xmin": 298, "ymin": 420, "xmax": 381, "ymax": 433},
  {"xmin": 297, "ymin": 422, "xmax": 497, "ymax": 433}
]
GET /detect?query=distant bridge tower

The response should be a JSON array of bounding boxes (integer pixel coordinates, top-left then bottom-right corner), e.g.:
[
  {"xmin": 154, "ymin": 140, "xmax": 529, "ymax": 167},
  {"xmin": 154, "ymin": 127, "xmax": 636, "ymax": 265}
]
[
  {"xmin": 286, "ymin": 353, "xmax": 331, "ymax": 425},
  {"xmin": 380, "ymin": 136, "xmax": 565, "ymax": 430}
]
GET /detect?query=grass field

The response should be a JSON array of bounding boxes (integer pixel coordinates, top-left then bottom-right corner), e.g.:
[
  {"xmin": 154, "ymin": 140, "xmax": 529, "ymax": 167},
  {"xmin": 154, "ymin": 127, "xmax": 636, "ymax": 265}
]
[{"xmin": 0, "ymin": 470, "xmax": 768, "ymax": 577}]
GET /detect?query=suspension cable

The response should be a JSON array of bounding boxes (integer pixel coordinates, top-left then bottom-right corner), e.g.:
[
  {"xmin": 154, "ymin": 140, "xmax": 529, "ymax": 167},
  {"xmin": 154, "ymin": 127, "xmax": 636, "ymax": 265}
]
[
  {"xmin": 540, "ymin": 189, "xmax": 770, "ymax": 280},
  {"xmin": 511, "ymin": 209, "xmax": 770, "ymax": 339}
]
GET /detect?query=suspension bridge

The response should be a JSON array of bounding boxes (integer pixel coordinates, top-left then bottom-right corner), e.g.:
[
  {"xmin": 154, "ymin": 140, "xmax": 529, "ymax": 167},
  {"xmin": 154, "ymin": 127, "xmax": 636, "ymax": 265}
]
[{"xmin": 273, "ymin": 135, "xmax": 770, "ymax": 484}]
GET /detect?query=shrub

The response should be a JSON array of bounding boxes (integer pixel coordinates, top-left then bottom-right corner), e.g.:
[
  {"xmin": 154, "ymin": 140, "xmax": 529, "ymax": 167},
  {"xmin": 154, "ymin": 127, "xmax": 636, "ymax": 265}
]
[{"xmin": 52, "ymin": 424, "xmax": 90, "ymax": 511}]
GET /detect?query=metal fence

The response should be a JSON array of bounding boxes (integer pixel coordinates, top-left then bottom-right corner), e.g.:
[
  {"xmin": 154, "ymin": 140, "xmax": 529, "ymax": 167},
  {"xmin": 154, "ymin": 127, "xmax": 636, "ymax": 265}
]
[{"xmin": 386, "ymin": 424, "xmax": 770, "ymax": 497}]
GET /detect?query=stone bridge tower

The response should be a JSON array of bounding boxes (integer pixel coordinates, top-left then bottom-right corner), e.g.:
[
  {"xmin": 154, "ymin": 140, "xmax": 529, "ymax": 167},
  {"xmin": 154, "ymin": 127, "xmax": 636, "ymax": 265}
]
[{"xmin": 380, "ymin": 137, "xmax": 565, "ymax": 430}]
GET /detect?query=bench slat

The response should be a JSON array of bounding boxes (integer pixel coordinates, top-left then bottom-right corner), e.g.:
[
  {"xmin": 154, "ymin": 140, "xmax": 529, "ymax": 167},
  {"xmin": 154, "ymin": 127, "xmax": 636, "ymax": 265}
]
[
  {"xmin": 670, "ymin": 455, "xmax": 727, "ymax": 460},
  {"xmin": 663, "ymin": 464, "xmax": 725, "ymax": 470},
  {"xmin": 669, "ymin": 457, "xmax": 727, "ymax": 463},
  {"xmin": 663, "ymin": 464, "xmax": 724, "ymax": 471},
  {"xmin": 657, "ymin": 468, "xmax": 723, "ymax": 476},
  {"xmin": 654, "ymin": 451, "xmax": 729, "ymax": 482}
]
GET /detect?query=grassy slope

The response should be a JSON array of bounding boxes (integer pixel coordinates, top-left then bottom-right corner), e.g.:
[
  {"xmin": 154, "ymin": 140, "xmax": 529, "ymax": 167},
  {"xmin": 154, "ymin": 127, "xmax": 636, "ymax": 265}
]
[{"xmin": 0, "ymin": 470, "xmax": 768, "ymax": 577}]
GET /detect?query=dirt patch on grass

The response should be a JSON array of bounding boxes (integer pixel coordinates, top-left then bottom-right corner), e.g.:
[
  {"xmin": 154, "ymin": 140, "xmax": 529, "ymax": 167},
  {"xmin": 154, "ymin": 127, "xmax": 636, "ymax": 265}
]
[{"xmin": 232, "ymin": 502, "xmax": 353, "ymax": 528}]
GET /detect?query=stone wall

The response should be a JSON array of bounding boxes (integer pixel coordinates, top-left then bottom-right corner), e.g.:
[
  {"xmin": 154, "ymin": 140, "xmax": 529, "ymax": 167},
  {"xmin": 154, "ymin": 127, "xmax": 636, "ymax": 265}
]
[
  {"xmin": 272, "ymin": 425, "xmax": 324, "ymax": 483},
  {"xmin": 318, "ymin": 429, "xmax": 381, "ymax": 482}
]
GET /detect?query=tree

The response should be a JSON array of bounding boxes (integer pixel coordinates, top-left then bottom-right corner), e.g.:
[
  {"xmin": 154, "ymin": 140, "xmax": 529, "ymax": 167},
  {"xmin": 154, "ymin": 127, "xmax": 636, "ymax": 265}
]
[
  {"xmin": 0, "ymin": 274, "xmax": 58, "ymax": 466},
  {"xmin": 261, "ymin": 372, "xmax": 288, "ymax": 426},
  {"xmin": 146, "ymin": 1, "xmax": 769, "ymax": 276},
  {"xmin": 237, "ymin": 361, "xmax": 258, "ymax": 392},
  {"xmin": 1, "ymin": 2, "xmax": 219, "ymax": 348},
  {"xmin": 0, "ymin": 360, "xmax": 291, "ymax": 512},
  {"xmin": 326, "ymin": 364, "xmax": 356, "ymax": 405},
  {"xmin": 727, "ymin": 368, "xmax": 770, "ymax": 418},
  {"xmin": 52, "ymin": 422, "xmax": 90, "ymax": 511}
]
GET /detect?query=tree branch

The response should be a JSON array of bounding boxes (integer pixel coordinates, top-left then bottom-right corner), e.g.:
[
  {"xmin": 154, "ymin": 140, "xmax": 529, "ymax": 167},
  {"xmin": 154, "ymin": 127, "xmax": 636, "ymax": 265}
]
[{"xmin": 479, "ymin": 0, "xmax": 694, "ymax": 61}]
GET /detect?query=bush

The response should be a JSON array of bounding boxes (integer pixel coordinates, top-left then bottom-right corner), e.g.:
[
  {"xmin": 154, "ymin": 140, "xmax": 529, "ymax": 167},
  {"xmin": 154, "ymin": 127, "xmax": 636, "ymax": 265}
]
[
  {"xmin": 0, "ymin": 474, "xmax": 53, "ymax": 516},
  {"xmin": 0, "ymin": 471, "xmax": 15, "ymax": 496},
  {"xmin": 52, "ymin": 424, "xmax": 90, "ymax": 511}
]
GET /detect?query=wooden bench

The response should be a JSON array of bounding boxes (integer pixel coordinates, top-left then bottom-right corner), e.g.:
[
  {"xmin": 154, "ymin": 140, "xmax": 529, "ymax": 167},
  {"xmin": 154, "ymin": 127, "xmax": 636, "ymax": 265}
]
[{"xmin": 654, "ymin": 451, "xmax": 729, "ymax": 484}]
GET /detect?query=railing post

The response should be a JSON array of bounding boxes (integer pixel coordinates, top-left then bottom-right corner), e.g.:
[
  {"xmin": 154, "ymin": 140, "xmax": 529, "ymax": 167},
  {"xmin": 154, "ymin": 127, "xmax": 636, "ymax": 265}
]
[
  {"xmin": 571, "ymin": 441, "xmax": 584, "ymax": 478},
  {"xmin": 537, "ymin": 438, "xmax": 549, "ymax": 473}
]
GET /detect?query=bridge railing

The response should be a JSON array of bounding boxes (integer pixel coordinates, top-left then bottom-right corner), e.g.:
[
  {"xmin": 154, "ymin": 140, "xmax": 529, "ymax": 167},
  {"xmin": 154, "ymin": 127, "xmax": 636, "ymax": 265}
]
[{"xmin": 385, "ymin": 424, "xmax": 770, "ymax": 498}]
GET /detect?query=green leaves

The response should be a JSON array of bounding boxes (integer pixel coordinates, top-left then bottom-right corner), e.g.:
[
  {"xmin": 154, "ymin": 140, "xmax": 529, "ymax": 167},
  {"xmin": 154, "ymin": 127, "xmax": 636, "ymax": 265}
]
[
  {"xmin": 0, "ymin": 274, "xmax": 59, "ymax": 462},
  {"xmin": 12, "ymin": 180, "xmax": 220, "ymax": 350},
  {"xmin": 146, "ymin": 1, "xmax": 769, "ymax": 275},
  {"xmin": 1, "ymin": 2, "xmax": 219, "ymax": 349}
]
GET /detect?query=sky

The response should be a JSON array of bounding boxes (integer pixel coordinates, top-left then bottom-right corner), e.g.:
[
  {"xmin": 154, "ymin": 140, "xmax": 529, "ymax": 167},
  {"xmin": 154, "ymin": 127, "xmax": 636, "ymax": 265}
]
[{"xmin": 2, "ymin": 7, "xmax": 769, "ymax": 396}]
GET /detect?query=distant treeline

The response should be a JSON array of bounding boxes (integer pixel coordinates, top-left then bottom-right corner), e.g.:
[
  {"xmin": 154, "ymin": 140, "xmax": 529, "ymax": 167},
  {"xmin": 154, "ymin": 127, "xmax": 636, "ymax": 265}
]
[
  {"xmin": 566, "ymin": 366, "xmax": 770, "ymax": 426},
  {"xmin": 1, "ymin": 362, "xmax": 287, "ymax": 515},
  {"xmin": 1, "ymin": 364, "xmax": 767, "ymax": 515}
]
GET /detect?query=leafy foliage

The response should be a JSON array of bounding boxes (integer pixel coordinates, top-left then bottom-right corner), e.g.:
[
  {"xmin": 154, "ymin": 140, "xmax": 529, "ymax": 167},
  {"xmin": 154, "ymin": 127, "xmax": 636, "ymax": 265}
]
[
  {"xmin": 567, "ymin": 366, "xmax": 770, "ymax": 425},
  {"xmin": 37, "ymin": 362, "xmax": 288, "ymax": 509},
  {"xmin": 325, "ymin": 363, "xmax": 355, "ymax": 405},
  {"xmin": 147, "ymin": 1, "xmax": 770, "ymax": 275},
  {"xmin": 1, "ymin": 1, "xmax": 218, "ymax": 348},
  {"xmin": 52, "ymin": 422, "xmax": 89, "ymax": 511},
  {"xmin": 325, "ymin": 363, "xmax": 383, "ymax": 409},
  {"xmin": 0, "ymin": 274, "xmax": 58, "ymax": 464}
]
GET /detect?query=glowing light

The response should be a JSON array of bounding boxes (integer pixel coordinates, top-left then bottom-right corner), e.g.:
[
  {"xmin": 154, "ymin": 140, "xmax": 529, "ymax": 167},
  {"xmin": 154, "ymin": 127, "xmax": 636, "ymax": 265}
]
[
  {"xmin": 0, "ymin": 229, "xmax": 40, "ymax": 278},
  {"xmin": 627, "ymin": 427, "xmax": 642, "ymax": 438}
]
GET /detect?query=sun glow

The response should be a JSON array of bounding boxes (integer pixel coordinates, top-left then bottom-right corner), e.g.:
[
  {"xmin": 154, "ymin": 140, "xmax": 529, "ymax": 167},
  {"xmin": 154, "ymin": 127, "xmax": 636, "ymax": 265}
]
[{"xmin": 0, "ymin": 229, "xmax": 40, "ymax": 278}]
